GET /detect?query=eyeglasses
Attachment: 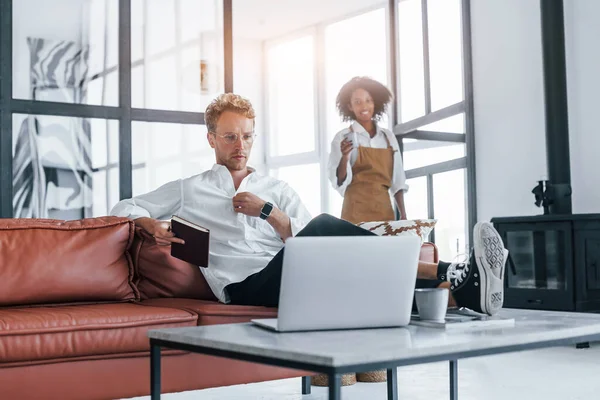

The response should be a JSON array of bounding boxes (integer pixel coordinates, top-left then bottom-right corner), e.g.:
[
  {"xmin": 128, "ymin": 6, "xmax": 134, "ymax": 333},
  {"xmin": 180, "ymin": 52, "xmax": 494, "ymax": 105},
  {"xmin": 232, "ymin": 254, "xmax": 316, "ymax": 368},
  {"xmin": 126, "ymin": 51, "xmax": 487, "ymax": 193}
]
[{"xmin": 210, "ymin": 132, "xmax": 256, "ymax": 145}]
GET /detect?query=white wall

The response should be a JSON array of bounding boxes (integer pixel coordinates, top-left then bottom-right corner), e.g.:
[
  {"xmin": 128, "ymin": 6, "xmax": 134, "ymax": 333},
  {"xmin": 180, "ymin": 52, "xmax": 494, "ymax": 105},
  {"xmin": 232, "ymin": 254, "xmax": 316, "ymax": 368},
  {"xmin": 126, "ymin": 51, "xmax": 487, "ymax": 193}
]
[
  {"xmin": 564, "ymin": 0, "xmax": 600, "ymax": 213},
  {"xmin": 472, "ymin": 0, "xmax": 600, "ymax": 220},
  {"xmin": 471, "ymin": 0, "xmax": 548, "ymax": 221}
]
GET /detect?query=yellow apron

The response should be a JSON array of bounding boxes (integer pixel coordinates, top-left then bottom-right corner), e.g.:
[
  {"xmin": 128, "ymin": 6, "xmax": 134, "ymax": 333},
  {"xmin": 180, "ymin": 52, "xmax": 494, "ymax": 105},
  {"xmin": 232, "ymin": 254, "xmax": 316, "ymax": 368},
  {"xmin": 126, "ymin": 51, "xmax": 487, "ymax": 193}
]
[{"xmin": 341, "ymin": 130, "xmax": 395, "ymax": 224}]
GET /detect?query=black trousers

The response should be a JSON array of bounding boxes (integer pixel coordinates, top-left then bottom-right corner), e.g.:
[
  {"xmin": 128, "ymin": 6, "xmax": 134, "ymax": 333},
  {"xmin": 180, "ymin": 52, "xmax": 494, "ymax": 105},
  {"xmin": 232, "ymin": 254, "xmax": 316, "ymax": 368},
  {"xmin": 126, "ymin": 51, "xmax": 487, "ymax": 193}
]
[{"xmin": 226, "ymin": 213, "xmax": 442, "ymax": 307}]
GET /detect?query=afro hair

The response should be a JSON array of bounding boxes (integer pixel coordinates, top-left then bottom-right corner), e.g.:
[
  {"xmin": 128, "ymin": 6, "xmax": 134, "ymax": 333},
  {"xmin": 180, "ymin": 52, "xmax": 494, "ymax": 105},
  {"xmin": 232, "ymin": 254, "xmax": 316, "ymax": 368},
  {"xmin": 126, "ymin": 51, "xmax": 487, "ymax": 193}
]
[{"xmin": 335, "ymin": 76, "xmax": 393, "ymax": 122}]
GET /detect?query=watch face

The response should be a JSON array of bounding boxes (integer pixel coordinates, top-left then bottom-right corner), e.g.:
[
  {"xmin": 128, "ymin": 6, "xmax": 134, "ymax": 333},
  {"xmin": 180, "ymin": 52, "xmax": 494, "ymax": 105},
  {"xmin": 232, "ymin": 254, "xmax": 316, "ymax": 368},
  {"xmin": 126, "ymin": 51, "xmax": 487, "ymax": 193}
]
[{"xmin": 261, "ymin": 202, "xmax": 273, "ymax": 219}]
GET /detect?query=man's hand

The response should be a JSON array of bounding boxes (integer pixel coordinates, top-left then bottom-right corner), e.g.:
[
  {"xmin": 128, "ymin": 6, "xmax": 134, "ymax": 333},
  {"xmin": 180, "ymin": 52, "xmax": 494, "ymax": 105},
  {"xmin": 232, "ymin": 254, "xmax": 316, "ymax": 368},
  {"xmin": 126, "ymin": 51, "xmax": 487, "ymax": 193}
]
[
  {"xmin": 134, "ymin": 217, "xmax": 185, "ymax": 246},
  {"xmin": 232, "ymin": 192, "xmax": 265, "ymax": 217},
  {"xmin": 233, "ymin": 192, "xmax": 293, "ymax": 241}
]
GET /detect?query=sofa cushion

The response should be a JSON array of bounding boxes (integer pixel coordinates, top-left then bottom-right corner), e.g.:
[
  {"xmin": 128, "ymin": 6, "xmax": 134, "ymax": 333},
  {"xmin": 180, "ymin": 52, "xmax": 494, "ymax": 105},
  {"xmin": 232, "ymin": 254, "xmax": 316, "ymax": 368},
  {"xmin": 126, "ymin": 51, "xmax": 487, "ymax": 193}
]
[
  {"xmin": 0, "ymin": 303, "xmax": 196, "ymax": 364},
  {"xmin": 131, "ymin": 227, "xmax": 216, "ymax": 301},
  {"xmin": 0, "ymin": 217, "xmax": 138, "ymax": 306},
  {"xmin": 140, "ymin": 298, "xmax": 277, "ymax": 326}
]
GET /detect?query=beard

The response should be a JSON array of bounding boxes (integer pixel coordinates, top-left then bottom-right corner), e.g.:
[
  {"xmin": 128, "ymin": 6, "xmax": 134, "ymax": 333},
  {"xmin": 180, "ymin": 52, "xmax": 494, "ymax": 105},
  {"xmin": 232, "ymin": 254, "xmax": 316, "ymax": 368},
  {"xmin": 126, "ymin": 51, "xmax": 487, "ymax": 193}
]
[{"xmin": 220, "ymin": 154, "xmax": 247, "ymax": 171}]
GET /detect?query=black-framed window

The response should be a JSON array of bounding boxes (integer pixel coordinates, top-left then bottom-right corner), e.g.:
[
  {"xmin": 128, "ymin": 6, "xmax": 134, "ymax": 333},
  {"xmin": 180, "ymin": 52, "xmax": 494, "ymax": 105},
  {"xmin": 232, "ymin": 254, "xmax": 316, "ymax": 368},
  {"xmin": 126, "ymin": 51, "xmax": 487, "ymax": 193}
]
[
  {"xmin": 257, "ymin": 0, "xmax": 475, "ymax": 260},
  {"xmin": 394, "ymin": 0, "xmax": 476, "ymax": 259},
  {"xmin": 0, "ymin": 0, "xmax": 232, "ymax": 218}
]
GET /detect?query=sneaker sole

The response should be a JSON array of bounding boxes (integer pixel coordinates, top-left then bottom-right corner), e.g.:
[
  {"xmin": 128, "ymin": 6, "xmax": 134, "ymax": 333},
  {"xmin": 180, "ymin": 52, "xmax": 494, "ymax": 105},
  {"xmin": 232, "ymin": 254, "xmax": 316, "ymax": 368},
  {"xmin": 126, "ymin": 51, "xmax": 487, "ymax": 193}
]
[{"xmin": 473, "ymin": 222, "xmax": 506, "ymax": 315}]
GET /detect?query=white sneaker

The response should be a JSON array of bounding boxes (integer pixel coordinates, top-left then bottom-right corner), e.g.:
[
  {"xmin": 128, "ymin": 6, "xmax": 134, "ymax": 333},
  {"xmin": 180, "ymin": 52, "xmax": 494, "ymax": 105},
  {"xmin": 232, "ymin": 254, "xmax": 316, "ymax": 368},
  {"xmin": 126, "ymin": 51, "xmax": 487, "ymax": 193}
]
[{"xmin": 448, "ymin": 222, "xmax": 508, "ymax": 316}]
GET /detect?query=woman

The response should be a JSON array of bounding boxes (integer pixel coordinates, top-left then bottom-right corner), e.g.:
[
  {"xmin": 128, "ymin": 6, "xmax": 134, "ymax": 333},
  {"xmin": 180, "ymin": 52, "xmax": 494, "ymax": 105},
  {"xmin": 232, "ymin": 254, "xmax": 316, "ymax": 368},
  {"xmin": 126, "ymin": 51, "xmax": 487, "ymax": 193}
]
[
  {"xmin": 328, "ymin": 76, "xmax": 408, "ymax": 224},
  {"xmin": 325, "ymin": 77, "xmax": 408, "ymax": 385}
]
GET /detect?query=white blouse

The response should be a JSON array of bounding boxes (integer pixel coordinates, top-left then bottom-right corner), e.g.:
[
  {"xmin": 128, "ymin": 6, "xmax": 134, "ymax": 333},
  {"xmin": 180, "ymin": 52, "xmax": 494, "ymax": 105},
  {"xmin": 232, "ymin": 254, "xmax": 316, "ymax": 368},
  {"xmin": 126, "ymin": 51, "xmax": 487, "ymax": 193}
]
[
  {"xmin": 110, "ymin": 164, "xmax": 313, "ymax": 303},
  {"xmin": 328, "ymin": 121, "xmax": 409, "ymax": 196}
]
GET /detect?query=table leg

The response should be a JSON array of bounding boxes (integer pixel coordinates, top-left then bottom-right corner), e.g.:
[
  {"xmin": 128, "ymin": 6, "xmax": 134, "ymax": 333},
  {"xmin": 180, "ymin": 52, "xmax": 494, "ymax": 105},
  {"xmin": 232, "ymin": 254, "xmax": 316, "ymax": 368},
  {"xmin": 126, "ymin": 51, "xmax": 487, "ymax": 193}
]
[
  {"xmin": 302, "ymin": 376, "xmax": 311, "ymax": 395},
  {"xmin": 328, "ymin": 373, "xmax": 341, "ymax": 400},
  {"xmin": 449, "ymin": 360, "xmax": 458, "ymax": 400},
  {"xmin": 387, "ymin": 368, "xmax": 398, "ymax": 400},
  {"xmin": 150, "ymin": 341, "xmax": 161, "ymax": 400}
]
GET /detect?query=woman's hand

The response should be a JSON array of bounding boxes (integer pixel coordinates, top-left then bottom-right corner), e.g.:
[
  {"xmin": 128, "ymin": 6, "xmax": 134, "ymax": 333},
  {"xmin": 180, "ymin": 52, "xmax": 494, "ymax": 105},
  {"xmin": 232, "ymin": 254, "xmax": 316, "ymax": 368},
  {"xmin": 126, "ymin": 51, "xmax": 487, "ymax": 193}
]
[
  {"xmin": 394, "ymin": 191, "xmax": 408, "ymax": 221},
  {"xmin": 340, "ymin": 138, "xmax": 353, "ymax": 160},
  {"xmin": 337, "ymin": 139, "xmax": 354, "ymax": 186}
]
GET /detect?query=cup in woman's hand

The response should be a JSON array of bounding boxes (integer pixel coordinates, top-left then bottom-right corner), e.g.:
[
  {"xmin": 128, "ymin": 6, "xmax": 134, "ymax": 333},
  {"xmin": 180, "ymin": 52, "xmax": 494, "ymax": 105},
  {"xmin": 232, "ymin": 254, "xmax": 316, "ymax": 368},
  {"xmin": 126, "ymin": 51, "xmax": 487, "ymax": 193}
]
[{"xmin": 343, "ymin": 132, "xmax": 358, "ymax": 148}]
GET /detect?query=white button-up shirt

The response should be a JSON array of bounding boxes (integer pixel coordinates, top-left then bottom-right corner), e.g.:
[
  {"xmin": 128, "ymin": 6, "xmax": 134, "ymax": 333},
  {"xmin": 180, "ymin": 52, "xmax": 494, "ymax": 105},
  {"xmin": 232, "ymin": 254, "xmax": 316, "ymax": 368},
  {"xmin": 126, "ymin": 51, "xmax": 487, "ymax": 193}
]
[
  {"xmin": 110, "ymin": 164, "xmax": 313, "ymax": 303},
  {"xmin": 328, "ymin": 121, "xmax": 409, "ymax": 196}
]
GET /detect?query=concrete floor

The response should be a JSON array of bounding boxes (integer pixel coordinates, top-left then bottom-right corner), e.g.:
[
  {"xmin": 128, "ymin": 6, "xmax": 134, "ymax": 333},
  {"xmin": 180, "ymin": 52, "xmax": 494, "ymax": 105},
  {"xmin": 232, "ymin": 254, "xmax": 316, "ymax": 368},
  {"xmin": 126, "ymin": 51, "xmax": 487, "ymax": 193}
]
[{"xmin": 125, "ymin": 344, "xmax": 600, "ymax": 400}]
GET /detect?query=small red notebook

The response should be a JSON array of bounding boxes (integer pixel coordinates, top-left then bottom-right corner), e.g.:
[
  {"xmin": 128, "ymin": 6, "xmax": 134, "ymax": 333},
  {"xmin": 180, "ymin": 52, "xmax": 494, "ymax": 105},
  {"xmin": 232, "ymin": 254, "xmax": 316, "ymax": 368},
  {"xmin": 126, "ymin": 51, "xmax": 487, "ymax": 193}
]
[{"xmin": 170, "ymin": 215, "xmax": 210, "ymax": 267}]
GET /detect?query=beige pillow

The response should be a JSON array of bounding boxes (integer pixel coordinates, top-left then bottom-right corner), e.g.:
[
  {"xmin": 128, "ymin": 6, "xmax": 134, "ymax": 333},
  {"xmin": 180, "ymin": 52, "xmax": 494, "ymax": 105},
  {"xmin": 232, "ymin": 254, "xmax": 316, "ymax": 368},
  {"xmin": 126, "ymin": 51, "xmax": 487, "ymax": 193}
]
[{"xmin": 357, "ymin": 219, "xmax": 437, "ymax": 243}]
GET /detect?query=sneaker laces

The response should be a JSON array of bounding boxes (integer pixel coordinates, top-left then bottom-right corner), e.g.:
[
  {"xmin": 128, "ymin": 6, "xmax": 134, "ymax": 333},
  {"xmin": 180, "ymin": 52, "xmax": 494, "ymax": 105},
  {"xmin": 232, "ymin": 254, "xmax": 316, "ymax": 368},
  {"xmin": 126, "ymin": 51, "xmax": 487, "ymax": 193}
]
[{"xmin": 446, "ymin": 253, "xmax": 470, "ymax": 284}]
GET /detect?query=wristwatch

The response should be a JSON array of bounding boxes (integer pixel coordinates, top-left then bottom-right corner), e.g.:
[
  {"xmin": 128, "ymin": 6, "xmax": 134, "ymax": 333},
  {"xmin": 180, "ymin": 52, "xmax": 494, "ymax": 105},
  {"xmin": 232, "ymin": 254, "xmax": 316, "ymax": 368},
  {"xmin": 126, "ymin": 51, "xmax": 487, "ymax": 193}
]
[{"xmin": 260, "ymin": 202, "xmax": 274, "ymax": 220}]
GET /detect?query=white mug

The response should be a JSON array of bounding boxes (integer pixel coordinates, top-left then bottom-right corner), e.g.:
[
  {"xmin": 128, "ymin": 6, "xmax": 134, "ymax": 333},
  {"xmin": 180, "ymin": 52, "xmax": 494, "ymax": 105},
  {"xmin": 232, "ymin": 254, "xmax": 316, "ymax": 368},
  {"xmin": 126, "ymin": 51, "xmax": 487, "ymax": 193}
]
[{"xmin": 414, "ymin": 288, "xmax": 449, "ymax": 322}]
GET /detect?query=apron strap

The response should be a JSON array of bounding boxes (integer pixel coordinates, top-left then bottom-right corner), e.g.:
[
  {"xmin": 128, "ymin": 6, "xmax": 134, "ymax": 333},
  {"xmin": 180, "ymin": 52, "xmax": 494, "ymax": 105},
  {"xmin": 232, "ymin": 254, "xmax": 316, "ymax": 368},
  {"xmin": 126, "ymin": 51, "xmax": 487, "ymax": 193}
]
[{"xmin": 380, "ymin": 128, "xmax": 398, "ymax": 152}]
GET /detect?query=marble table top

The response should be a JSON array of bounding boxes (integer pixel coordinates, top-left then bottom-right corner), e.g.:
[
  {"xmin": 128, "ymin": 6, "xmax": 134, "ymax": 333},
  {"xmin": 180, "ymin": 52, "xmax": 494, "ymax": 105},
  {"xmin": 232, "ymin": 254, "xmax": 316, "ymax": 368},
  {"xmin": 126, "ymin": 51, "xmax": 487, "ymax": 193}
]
[{"xmin": 148, "ymin": 309, "xmax": 600, "ymax": 368}]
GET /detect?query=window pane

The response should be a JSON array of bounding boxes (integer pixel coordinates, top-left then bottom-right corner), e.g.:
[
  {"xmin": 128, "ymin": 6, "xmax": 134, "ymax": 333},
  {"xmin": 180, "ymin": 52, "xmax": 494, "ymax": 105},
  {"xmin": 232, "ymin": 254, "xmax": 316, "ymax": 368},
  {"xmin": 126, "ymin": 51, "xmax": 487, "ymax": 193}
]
[
  {"xmin": 404, "ymin": 176, "xmax": 429, "ymax": 221},
  {"xmin": 93, "ymin": 168, "xmax": 120, "ymax": 218},
  {"xmin": 180, "ymin": 43, "xmax": 222, "ymax": 111},
  {"xmin": 13, "ymin": 0, "xmax": 118, "ymax": 106},
  {"xmin": 420, "ymin": 113, "xmax": 465, "ymax": 133},
  {"xmin": 402, "ymin": 140, "xmax": 465, "ymax": 170},
  {"xmin": 271, "ymin": 163, "xmax": 320, "ymax": 217},
  {"xmin": 13, "ymin": 114, "xmax": 119, "ymax": 218},
  {"xmin": 433, "ymin": 169, "xmax": 467, "ymax": 260},
  {"xmin": 428, "ymin": 0, "xmax": 464, "ymax": 110},
  {"xmin": 180, "ymin": 0, "xmax": 220, "ymax": 43},
  {"xmin": 267, "ymin": 36, "xmax": 315, "ymax": 157},
  {"xmin": 325, "ymin": 8, "xmax": 388, "ymax": 141},
  {"xmin": 146, "ymin": 1, "xmax": 177, "ymax": 56},
  {"xmin": 132, "ymin": 122, "xmax": 214, "ymax": 196},
  {"xmin": 131, "ymin": 0, "xmax": 145, "ymax": 62},
  {"xmin": 145, "ymin": 55, "xmax": 179, "ymax": 110},
  {"xmin": 398, "ymin": 0, "xmax": 426, "ymax": 122},
  {"xmin": 131, "ymin": 64, "xmax": 145, "ymax": 107},
  {"xmin": 131, "ymin": 0, "xmax": 224, "ymax": 112},
  {"xmin": 232, "ymin": 25, "xmax": 265, "ymax": 169}
]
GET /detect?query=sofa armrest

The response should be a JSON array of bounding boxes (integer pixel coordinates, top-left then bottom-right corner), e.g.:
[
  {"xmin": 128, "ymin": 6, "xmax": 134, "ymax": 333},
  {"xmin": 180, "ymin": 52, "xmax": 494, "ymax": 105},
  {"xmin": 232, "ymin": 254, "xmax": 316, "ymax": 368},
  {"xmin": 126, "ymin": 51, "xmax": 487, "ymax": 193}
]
[{"xmin": 131, "ymin": 227, "xmax": 216, "ymax": 301}]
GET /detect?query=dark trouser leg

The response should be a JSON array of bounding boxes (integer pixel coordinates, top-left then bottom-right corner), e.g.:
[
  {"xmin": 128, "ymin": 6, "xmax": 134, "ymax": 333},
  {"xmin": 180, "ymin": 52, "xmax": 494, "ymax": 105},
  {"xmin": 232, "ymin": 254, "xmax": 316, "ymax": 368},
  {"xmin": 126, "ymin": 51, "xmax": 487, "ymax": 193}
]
[{"xmin": 226, "ymin": 213, "xmax": 444, "ymax": 307}]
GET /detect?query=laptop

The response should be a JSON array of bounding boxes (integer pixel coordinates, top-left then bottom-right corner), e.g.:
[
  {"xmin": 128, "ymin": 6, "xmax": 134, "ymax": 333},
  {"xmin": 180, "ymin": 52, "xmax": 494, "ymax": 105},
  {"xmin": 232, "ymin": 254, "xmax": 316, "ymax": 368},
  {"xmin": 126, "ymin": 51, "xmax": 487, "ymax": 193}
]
[{"xmin": 251, "ymin": 235, "xmax": 421, "ymax": 332}]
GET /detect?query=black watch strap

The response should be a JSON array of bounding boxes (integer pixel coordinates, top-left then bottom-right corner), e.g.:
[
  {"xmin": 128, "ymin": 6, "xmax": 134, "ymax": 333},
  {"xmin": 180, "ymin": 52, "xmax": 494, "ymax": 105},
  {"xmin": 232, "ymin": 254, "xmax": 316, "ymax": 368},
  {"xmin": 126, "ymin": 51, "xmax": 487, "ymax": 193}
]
[{"xmin": 260, "ymin": 202, "xmax": 274, "ymax": 220}]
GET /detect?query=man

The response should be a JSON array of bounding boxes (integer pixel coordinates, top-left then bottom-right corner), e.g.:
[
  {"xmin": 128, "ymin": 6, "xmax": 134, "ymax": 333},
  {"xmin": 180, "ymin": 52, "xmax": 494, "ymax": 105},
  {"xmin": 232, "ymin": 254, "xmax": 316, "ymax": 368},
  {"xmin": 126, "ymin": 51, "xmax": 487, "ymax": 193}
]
[{"xmin": 111, "ymin": 93, "xmax": 508, "ymax": 317}]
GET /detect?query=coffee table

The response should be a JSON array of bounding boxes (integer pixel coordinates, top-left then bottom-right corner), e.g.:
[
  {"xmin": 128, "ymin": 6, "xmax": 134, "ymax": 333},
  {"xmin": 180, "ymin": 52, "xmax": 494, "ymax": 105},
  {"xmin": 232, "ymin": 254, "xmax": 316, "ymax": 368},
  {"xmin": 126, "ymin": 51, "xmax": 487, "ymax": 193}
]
[{"xmin": 148, "ymin": 309, "xmax": 600, "ymax": 399}]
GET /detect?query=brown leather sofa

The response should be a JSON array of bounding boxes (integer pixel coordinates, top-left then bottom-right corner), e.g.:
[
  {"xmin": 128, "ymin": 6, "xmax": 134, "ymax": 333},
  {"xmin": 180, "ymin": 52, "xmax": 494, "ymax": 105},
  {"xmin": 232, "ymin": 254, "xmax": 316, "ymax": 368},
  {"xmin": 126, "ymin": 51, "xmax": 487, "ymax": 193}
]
[{"xmin": 0, "ymin": 216, "xmax": 438, "ymax": 400}]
